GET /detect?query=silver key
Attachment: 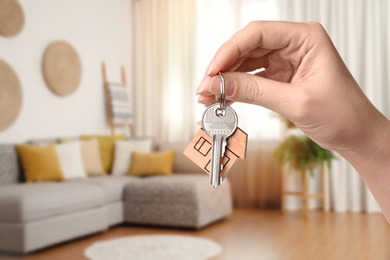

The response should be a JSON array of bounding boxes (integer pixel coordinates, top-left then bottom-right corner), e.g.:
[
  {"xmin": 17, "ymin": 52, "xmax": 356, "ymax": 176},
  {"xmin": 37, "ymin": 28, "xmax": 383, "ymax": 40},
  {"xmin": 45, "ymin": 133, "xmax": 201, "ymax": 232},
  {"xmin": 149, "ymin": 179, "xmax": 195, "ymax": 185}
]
[{"xmin": 202, "ymin": 103, "xmax": 238, "ymax": 188}]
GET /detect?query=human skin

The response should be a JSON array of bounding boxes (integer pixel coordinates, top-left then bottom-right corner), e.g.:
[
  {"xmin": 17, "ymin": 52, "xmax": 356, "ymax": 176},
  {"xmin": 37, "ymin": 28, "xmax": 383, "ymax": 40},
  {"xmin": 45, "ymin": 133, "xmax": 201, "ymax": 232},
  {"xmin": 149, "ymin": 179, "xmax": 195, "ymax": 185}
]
[{"xmin": 196, "ymin": 21, "xmax": 390, "ymax": 222}]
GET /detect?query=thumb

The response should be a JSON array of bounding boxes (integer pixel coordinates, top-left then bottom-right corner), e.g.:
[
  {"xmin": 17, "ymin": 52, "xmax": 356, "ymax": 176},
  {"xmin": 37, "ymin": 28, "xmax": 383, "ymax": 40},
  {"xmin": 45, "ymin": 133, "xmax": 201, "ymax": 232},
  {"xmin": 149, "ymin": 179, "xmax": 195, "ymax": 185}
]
[{"xmin": 208, "ymin": 72, "xmax": 297, "ymax": 117}]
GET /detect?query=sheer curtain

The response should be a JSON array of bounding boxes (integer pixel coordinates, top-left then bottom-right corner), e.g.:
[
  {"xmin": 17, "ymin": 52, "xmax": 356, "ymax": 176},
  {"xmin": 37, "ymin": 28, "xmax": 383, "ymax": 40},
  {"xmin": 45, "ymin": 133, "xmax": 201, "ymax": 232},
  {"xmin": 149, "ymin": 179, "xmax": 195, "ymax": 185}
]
[
  {"xmin": 132, "ymin": 0, "xmax": 284, "ymax": 208},
  {"xmin": 131, "ymin": 0, "xmax": 196, "ymax": 142},
  {"xmin": 279, "ymin": 0, "xmax": 390, "ymax": 213}
]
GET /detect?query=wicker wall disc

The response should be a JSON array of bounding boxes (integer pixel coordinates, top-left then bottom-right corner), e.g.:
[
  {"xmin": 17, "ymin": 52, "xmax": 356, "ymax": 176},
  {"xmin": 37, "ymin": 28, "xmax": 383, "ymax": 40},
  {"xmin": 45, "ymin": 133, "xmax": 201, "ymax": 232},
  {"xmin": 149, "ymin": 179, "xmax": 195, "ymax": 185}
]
[
  {"xmin": 0, "ymin": 60, "xmax": 23, "ymax": 131},
  {"xmin": 42, "ymin": 41, "xmax": 82, "ymax": 96},
  {"xmin": 0, "ymin": 0, "xmax": 25, "ymax": 37}
]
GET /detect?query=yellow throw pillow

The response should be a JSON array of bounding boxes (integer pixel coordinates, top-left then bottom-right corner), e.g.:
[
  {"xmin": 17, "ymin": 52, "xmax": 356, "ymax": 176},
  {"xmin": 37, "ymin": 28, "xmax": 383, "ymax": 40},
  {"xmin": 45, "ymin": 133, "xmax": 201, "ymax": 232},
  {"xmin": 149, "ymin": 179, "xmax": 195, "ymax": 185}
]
[
  {"xmin": 129, "ymin": 150, "xmax": 175, "ymax": 176},
  {"xmin": 16, "ymin": 144, "xmax": 64, "ymax": 182},
  {"xmin": 81, "ymin": 134, "xmax": 125, "ymax": 173}
]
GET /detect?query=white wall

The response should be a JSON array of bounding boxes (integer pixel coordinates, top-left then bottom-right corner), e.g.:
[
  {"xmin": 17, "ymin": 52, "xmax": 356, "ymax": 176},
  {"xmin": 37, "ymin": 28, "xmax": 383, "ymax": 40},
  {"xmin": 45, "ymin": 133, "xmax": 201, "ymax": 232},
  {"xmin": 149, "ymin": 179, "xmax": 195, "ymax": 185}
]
[{"xmin": 0, "ymin": 0, "xmax": 132, "ymax": 143}]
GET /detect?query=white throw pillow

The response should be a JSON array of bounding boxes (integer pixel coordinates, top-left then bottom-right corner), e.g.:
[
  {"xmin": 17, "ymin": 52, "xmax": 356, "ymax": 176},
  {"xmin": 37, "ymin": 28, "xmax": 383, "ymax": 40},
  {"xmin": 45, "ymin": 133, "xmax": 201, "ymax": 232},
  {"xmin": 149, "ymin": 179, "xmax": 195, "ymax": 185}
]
[
  {"xmin": 111, "ymin": 139, "xmax": 153, "ymax": 175},
  {"xmin": 56, "ymin": 141, "xmax": 87, "ymax": 180}
]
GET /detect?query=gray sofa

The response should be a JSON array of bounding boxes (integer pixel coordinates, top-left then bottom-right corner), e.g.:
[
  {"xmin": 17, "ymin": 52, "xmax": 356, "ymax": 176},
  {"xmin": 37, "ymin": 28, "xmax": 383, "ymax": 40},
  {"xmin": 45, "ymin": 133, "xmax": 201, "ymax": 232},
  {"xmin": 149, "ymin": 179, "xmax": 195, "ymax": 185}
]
[{"xmin": 0, "ymin": 142, "xmax": 232, "ymax": 255}]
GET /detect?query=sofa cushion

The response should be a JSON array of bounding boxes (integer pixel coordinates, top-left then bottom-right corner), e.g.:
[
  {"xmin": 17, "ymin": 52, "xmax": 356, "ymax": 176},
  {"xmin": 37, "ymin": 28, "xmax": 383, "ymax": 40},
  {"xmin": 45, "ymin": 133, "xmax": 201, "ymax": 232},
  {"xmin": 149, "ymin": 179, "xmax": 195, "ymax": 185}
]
[
  {"xmin": 0, "ymin": 182, "xmax": 105, "ymax": 222},
  {"xmin": 124, "ymin": 174, "xmax": 207, "ymax": 204},
  {"xmin": 111, "ymin": 139, "xmax": 153, "ymax": 176},
  {"xmin": 16, "ymin": 144, "xmax": 65, "ymax": 182},
  {"xmin": 81, "ymin": 134, "xmax": 126, "ymax": 174},
  {"xmin": 56, "ymin": 141, "xmax": 87, "ymax": 180},
  {"xmin": 123, "ymin": 174, "xmax": 233, "ymax": 228},
  {"xmin": 80, "ymin": 176, "xmax": 138, "ymax": 203},
  {"xmin": 0, "ymin": 144, "xmax": 21, "ymax": 185},
  {"xmin": 158, "ymin": 142, "xmax": 203, "ymax": 174},
  {"xmin": 60, "ymin": 138, "xmax": 106, "ymax": 176},
  {"xmin": 129, "ymin": 150, "xmax": 175, "ymax": 176}
]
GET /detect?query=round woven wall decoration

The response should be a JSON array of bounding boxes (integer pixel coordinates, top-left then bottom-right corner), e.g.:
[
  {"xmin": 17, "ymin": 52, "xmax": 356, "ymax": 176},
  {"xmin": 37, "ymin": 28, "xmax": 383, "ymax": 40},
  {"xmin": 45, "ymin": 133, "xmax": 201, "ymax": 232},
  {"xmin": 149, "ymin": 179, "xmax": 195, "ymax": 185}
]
[
  {"xmin": 0, "ymin": 0, "xmax": 25, "ymax": 37},
  {"xmin": 0, "ymin": 60, "xmax": 23, "ymax": 131},
  {"xmin": 42, "ymin": 41, "xmax": 82, "ymax": 96}
]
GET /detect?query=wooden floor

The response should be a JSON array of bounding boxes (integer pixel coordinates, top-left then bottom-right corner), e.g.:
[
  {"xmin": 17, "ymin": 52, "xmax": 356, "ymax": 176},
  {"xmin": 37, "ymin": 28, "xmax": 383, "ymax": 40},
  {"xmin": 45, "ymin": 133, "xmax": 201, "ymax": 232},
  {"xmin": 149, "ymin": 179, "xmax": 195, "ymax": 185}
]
[{"xmin": 1, "ymin": 209, "xmax": 389, "ymax": 260}]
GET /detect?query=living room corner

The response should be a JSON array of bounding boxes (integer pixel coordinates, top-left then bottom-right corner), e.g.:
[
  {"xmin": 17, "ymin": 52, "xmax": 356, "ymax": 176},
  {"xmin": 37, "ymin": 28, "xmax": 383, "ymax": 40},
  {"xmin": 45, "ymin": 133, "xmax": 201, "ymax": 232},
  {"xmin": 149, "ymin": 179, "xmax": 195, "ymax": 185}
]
[{"xmin": 1, "ymin": 1, "xmax": 390, "ymax": 260}]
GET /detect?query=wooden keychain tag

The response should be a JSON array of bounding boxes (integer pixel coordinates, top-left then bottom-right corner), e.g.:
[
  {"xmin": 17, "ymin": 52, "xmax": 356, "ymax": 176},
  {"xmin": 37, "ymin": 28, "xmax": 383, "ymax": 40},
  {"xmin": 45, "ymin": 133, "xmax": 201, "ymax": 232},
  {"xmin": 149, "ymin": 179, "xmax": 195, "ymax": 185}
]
[{"xmin": 184, "ymin": 121, "xmax": 248, "ymax": 179}]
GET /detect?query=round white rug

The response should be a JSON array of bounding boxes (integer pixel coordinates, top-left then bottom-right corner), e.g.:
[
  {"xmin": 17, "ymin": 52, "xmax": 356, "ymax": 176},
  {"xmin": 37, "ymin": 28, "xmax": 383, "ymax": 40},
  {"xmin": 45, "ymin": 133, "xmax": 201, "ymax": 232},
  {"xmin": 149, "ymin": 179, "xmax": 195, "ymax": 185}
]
[{"xmin": 84, "ymin": 235, "xmax": 222, "ymax": 260}]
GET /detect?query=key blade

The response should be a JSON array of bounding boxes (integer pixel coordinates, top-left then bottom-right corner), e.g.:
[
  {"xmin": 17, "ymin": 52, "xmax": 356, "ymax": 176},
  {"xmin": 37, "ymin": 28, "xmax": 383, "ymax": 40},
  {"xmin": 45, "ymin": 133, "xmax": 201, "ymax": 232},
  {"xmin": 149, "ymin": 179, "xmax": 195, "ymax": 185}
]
[{"xmin": 210, "ymin": 134, "xmax": 224, "ymax": 188}]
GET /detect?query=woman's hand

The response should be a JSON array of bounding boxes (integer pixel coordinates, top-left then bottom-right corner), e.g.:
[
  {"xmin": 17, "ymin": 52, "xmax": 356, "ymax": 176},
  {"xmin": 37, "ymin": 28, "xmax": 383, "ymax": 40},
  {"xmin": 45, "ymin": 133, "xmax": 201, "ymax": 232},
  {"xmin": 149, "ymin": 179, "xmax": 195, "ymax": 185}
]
[
  {"xmin": 197, "ymin": 21, "xmax": 389, "ymax": 157},
  {"xmin": 197, "ymin": 21, "xmax": 390, "ymax": 222}
]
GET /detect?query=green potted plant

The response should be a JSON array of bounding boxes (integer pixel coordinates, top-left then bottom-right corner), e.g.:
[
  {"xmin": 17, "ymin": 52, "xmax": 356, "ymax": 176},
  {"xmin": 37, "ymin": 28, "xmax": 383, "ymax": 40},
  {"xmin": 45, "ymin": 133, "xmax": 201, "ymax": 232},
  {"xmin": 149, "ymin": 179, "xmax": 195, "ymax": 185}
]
[{"xmin": 272, "ymin": 135, "xmax": 336, "ymax": 177}]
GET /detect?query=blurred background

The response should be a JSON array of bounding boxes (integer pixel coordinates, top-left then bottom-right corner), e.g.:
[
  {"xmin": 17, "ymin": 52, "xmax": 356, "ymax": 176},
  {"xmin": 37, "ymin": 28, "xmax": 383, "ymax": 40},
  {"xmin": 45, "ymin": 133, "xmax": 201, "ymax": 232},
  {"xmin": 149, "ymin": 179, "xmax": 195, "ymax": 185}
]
[
  {"xmin": 1, "ymin": 0, "xmax": 390, "ymax": 259},
  {"xmin": 132, "ymin": 0, "xmax": 390, "ymax": 213},
  {"xmin": 2, "ymin": 0, "xmax": 390, "ymax": 214}
]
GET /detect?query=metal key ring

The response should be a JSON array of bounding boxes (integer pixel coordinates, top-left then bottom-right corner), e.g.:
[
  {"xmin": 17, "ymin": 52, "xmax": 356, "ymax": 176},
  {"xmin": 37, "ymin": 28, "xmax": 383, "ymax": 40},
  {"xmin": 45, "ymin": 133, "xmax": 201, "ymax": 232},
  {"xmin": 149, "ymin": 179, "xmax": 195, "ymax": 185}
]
[{"xmin": 219, "ymin": 72, "xmax": 226, "ymax": 110}]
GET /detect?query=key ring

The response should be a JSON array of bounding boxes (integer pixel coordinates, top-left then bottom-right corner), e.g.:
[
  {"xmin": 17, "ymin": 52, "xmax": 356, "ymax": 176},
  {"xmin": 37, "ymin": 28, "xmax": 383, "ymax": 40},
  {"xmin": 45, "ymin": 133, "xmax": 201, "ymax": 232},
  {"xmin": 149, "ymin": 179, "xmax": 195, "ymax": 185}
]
[{"xmin": 219, "ymin": 72, "xmax": 226, "ymax": 110}]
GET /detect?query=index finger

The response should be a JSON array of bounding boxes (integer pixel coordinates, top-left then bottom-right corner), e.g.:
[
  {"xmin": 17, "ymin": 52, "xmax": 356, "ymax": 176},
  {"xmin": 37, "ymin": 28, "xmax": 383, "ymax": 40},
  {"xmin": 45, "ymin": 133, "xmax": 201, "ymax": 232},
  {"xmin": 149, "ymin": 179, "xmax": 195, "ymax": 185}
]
[{"xmin": 206, "ymin": 21, "xmax": 308, "ymax": 76}]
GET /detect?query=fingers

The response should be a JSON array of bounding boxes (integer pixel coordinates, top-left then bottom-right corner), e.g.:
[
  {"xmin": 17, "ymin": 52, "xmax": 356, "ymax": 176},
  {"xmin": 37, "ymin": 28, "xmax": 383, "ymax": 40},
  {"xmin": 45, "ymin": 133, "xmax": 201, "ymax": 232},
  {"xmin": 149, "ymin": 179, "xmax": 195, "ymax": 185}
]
[
  {"xmin": 228, "ymin": 48, "xmax": 272, "ymax": 72},
  {"xmin": 197, "ymin": 72, "xmax": 296, "ymax": 117},
  {"xmin": 197, "ymin": 95, "xmax": 234, "ymax": 106},
  {"xmin": 197, "ymin": 95, "xmax": 216, "ymax": 106},
  {"xmin": 233, "ymin": 57, "xmax": 269, "ymax": 73},
  {"xmin": 206, "ymin": 21, "xmax": 307, "ymax": 76}
]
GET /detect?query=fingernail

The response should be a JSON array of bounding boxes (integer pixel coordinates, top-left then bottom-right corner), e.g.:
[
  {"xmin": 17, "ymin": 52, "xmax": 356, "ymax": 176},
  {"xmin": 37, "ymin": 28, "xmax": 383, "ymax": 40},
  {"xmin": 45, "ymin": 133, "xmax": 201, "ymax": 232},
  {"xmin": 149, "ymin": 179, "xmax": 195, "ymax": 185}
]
[
  {"xmin": 205, "ymin": 58, "xmax": 216, "ymax": 76},
  {"xmin": 197, "ymin": 77, "xmax": 215, "ymax": 96},
  {"xmin": 209, "ymin": 75, "xmax": 236, "ymax": 97},
  {"xmin": 197, "ymin": 95, "xmax": 209, "ymax": 104},
  {"xmin": 196, "ymin": 77, "xmax": 208, "ymax": 95}
]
